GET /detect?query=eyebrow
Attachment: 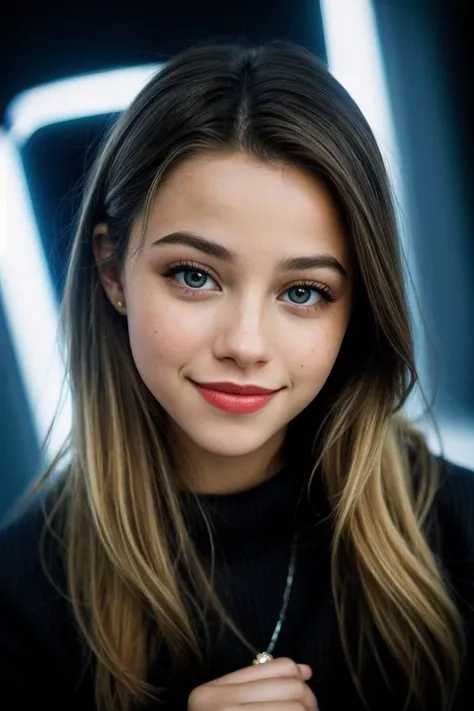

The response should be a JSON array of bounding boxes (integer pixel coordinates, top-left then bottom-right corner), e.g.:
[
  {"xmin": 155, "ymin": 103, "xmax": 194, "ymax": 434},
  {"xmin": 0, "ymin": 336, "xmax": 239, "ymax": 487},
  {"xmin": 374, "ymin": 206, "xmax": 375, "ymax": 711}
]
[{"xmin": 151, "ymin": 231, "xmax": 348, "ymax": 278}]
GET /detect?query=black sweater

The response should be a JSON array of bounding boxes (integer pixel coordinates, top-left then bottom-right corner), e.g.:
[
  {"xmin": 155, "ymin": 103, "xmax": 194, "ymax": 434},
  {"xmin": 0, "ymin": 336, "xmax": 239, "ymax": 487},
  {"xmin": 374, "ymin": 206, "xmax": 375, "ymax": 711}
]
[{"xmin": 0, "ymin": 455, "xmax": 473, "ymax": 710}]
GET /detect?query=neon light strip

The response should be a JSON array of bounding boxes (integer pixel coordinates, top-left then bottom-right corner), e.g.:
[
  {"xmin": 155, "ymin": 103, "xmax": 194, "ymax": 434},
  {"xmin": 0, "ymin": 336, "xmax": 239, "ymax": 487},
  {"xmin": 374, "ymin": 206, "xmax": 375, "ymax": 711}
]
[
  {"xmin": 7, "ymin": 65, "xmax": 161, "ymax": 147},
  {"xmin": 319, "ymin": 0, "xmax": 426, "ymax": 420},
  {"xmin": 1, "ymin": 65, "xmax": 161, "ymax": 462},
  {"xmin": 0, "ymin": 129, "xmax": 71, "ymax": 460}
]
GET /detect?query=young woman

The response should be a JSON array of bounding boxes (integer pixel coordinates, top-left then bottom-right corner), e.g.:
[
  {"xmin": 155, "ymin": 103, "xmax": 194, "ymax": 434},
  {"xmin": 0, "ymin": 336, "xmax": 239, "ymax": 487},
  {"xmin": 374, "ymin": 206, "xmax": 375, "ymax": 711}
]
[{"xmin": 0, "ymin": 41, "xmax": 473, "ymax": 711}]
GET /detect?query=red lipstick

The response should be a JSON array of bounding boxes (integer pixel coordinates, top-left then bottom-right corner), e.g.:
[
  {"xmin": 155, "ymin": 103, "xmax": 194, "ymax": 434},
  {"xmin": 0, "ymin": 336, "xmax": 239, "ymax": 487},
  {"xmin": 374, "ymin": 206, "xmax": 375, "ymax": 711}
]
[{"xmin": 191, "ymin": 381, "xmax": 279, "ymax": 413}]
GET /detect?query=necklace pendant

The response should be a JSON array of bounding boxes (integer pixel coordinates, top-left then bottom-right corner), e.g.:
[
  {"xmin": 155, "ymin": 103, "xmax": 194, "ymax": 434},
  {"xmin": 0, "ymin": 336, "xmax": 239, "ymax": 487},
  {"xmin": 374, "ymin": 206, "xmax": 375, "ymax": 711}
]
[{"xmin": 252, "ymin": 652, "xmax": 274, "ymax": 665}]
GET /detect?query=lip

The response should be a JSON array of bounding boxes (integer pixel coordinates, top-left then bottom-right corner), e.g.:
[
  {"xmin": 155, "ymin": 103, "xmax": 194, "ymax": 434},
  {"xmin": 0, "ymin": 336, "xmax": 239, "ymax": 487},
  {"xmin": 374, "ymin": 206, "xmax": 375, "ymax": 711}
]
[
  {"xmin": 190, "ymin": 380, "xmax": 280, "ymax": 414},
  {"xmin": 194, "ymin": 381, "xmax": 278, "ymax": 395}
]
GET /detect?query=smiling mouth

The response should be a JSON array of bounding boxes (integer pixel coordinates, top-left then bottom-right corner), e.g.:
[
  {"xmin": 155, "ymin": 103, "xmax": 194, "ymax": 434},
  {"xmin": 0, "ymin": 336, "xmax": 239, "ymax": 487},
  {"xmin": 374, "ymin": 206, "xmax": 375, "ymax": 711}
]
[
  {"xmin": 190, "ymin": 380, "xmax": 280, "ymax": 414},
  {"xmin": 193, "ymin": 381, "xmax": 278, "ymax": 395}
]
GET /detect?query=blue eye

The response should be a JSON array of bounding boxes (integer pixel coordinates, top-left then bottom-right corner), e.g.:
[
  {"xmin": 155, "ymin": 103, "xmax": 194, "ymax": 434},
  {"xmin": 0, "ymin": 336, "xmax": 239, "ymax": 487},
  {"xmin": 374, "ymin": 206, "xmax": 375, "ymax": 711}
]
[
  {"xmin": 279, "ymin": 282, "xmax": 334, "ymax": 311},
  {"xmin": 180, "ymin": 269, "xmax": 215, "ymax": 289},
  {"xmin": 163, "ymin": 262, "xmax": 335, "ymax": 312},
  {"xmin": 283, "ymin": 285, "xmax": 322, "ymax": 306},
  {"xmin": 164, "ymin": 265, "xmax": 218, "ymax": 290}
]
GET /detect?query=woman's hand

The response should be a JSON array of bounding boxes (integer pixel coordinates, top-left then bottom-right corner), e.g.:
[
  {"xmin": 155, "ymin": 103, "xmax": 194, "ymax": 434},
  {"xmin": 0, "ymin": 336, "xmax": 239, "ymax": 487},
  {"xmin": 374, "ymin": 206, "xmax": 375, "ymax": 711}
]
[{"xmin": 188, "ymin": 656, "xmax": 318, "ymax": 710}]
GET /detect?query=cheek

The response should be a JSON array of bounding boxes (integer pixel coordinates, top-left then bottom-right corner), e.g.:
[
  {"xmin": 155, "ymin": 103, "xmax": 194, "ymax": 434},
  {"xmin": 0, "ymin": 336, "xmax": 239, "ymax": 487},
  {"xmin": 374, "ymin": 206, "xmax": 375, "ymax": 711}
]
[
  {"xmin": 287, "ymin": 323, "xmax": 345, "ymax": 381},
  {"xmin": 126, "ymin": 296, "xmax": 208, "ymax": 368}
]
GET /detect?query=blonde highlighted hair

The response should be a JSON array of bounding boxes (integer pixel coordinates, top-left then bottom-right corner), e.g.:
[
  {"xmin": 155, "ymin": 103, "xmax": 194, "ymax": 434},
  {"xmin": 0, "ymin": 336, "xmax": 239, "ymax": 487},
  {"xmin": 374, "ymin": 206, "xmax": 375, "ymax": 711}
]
[{"xmin": 32, "ymin": 41, "xmax": 465, "ymax": 710}]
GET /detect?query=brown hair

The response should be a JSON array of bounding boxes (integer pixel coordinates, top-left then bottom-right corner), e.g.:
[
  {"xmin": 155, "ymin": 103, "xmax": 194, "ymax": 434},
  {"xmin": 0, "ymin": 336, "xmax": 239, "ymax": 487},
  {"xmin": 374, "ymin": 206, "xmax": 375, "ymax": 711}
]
[{"xmin": 34, "ymin": 40, "xmax": 465, "ymax": 710}]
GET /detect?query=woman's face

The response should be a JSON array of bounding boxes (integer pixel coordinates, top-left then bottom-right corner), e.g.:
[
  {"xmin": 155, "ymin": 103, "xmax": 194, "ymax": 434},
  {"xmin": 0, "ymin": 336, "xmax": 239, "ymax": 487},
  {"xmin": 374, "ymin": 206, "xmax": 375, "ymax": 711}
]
[{"xmin": 97, "ymin": 151, "xmax": 353, "ymax": 472}]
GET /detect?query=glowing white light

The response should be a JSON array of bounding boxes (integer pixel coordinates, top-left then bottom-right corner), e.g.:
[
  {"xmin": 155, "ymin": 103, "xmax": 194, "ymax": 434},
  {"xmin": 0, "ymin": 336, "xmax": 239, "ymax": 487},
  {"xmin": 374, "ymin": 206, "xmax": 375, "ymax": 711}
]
[
  {"xmin": 1, "ymin": 64, "xmax": 161, "ymax": 464},
  {"xmin": 0, "ymin": 129, "xmax": 71, "ymax": 459},
  {"xmin": 319, "ymin": 0, "xmax": 397, "ymax": 165},
  {"xmin": 7, "ymin": 64, "xmax": 162, "ymax": 147},
  {"xmin": 320, "ymin": 0, "xmax": 426, "ymax": 422}
]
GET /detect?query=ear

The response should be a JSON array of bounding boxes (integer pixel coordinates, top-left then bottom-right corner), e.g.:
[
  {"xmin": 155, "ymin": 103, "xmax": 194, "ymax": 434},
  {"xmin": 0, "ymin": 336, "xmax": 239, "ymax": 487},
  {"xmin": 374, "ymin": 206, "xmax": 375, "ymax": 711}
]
[{"xmin": 92, "ymin": 223, "xmax": 127, "ymax": 314}]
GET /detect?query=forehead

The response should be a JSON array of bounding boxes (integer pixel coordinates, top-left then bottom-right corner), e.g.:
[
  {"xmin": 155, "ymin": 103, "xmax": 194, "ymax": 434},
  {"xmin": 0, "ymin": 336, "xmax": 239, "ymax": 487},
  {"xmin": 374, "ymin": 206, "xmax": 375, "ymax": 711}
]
[{"xmin": 138, "ymin": 151, "xmax": 350, "ymax": 266}]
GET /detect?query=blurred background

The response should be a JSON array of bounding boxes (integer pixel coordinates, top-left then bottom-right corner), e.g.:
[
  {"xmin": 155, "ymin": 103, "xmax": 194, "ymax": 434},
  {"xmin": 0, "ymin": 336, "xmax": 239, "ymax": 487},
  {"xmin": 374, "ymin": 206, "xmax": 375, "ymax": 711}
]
[{"xmin": 1, "ymin": 0, "xmax": 472, "ymax": 519}]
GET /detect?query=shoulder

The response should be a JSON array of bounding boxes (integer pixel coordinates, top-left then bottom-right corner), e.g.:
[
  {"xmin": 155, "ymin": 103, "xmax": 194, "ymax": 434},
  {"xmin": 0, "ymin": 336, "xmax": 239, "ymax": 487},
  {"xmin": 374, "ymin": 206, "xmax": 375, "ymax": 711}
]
[
  {"xmin": 0, "ymin": 483, "xmax": 72, "ymax": 639},
  {"xmin": 430, "ymin": 455, "xmax": 474, "ymax": 556},
  {"xmin": 427, "ymin": 457, "xmax": 474, "ymax": 706},
  {"xmin": 423, "ymin": 456, "xmax": 474, "ymax": 631},
  {"xmin": 0, "ymin": 485, "xmax": 94, "ymax": 705},
  {"xmin": 405, "ymin": 439, "xmax": 474, "ymax": 553},
  {"xmin": 435, "ymin": 454, "xmax": 474, "ymax": 501},
  {"xmin": 0, "ymin": 485, "xmax": 69, "ymax": 635},
  {"xmin": 405, "ymin": 446, "xmax": 474, "ymax": 606},
  {"xmin": 0, "ymin": 486, "xmax": 61, "ymax": 587}
]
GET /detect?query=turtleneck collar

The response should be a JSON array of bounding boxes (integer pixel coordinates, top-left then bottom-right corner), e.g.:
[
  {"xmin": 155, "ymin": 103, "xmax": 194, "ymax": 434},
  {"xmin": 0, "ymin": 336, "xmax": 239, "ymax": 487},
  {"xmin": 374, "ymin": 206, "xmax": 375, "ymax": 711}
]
[{"xmin": 178, "ymin": 442, "xmax": 326, "ymax": 560}]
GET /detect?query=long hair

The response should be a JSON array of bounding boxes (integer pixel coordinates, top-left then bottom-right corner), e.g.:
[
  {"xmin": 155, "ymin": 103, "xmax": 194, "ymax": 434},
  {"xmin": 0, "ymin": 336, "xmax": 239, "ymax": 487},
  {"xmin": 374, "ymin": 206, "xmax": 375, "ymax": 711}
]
[{"xmin": 34, "ymin": 41, "xmax": 465, "ymax": 710}]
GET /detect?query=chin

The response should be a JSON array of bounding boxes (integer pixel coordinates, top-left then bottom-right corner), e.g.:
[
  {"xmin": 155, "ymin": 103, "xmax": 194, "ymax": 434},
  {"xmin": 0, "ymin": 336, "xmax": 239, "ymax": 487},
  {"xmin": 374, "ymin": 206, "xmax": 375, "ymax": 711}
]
[{"xmin": 182, "ymin": 424, "xmax": 280, "ymax": 459}]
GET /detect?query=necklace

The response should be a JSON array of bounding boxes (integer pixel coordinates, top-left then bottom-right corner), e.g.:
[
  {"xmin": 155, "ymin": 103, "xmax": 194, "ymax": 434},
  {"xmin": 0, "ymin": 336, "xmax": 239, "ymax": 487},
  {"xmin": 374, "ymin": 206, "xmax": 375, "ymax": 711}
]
[{"xmin": 252, "ymin": 531, "xmax": 298, "ymax": 665}]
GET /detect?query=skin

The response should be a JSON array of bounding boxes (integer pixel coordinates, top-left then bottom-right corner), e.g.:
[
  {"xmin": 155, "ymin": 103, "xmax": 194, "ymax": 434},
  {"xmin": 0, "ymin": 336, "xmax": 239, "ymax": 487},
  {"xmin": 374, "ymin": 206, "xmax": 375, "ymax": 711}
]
[
  {"xmin": 188, "ymin": 657, "xmax": 318, "ymax": 710},
  {"xmin": 93, "ymin": 151, "xmax": 353, "ymax": 494}
]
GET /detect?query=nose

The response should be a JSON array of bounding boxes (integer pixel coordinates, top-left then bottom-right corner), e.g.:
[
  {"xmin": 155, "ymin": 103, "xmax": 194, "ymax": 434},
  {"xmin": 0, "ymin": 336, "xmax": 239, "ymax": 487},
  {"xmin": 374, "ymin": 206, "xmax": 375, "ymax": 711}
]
[{"xmin": 212, "ymin": 296, "xmax": 272, "ymax": 369}]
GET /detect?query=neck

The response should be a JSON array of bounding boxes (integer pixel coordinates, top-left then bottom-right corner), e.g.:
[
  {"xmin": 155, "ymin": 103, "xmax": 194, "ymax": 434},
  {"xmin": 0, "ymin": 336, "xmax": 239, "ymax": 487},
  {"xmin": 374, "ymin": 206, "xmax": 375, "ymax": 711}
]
[{"xmin": 173, "ymin": 427, "xmax": 287, "ymax": 495}]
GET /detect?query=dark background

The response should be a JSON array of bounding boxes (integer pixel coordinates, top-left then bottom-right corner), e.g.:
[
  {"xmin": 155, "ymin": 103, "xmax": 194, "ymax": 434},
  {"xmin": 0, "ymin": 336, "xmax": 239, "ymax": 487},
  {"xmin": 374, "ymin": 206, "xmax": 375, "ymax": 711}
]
[{"xmin": 1, "ymin": 0, "xmax": 472, "ymax": 518}]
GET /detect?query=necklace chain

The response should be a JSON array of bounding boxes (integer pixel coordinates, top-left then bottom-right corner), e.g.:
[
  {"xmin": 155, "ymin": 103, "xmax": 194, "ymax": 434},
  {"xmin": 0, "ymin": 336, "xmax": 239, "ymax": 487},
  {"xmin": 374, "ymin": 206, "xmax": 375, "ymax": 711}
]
[{"xmin": 252, "ymin": 531, "xmax": 298, "ymax": 665}]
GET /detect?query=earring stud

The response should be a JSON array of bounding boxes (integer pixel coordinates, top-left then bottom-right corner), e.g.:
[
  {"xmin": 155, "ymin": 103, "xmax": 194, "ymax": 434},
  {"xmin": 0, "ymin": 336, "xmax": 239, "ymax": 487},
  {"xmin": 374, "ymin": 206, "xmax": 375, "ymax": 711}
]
[{"xmin": 117, "ymin": 301, "xmax": 123, "ymax": 308}]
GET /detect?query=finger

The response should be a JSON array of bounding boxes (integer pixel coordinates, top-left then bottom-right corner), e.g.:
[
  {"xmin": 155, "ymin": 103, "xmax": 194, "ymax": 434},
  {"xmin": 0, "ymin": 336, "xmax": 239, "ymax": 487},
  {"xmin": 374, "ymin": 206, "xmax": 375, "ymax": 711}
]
[
  {"xmin": 215, "ymin": 677, "xmax": 318, "ymax": 711},
  {"xmin": 209, "ymin": 657, "xmax": 307, "ymax": 686},
  {"xmin": 216, "ymin": 704, "xmax": 313, "ymax": 711}
]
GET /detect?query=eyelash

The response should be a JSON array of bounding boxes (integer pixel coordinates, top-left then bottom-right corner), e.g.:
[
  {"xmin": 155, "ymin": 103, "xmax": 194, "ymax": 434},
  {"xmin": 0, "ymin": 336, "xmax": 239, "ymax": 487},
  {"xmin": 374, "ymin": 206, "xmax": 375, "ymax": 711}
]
[{"xmin": 162, "ymin": 260, "xmax": 335, "ymax": 313}]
